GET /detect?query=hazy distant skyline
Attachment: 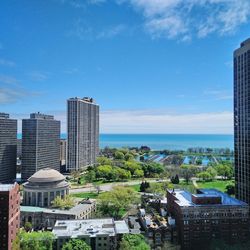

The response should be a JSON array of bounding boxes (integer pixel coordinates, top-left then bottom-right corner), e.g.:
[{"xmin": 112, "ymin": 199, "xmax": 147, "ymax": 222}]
[{"xmin": 1, "ymin": 0, "xmax": 250, "ymax": 134}]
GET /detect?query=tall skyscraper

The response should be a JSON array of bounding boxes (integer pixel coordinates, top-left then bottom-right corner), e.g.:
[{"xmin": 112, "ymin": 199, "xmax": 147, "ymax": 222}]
[
  {"xmin": 22, "ymin": 113, "xmax": 60, "ymax": 180},
  {"xmin": 234, "ymin": 38, "xmax": 250, "ymax": 204},
  {"xmin": 0, "ymin": 183, "xmax": 20, "ymax": 250},
  {"xmin": 67, "ymin": 97, "xmax": 99, "ymax": 171},
  {"xmin": 0, "ymin": 113, "xmax": 17, "ymax": 183}
]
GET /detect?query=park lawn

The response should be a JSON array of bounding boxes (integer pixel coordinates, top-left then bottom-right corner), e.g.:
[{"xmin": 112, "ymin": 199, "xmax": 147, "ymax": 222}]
[
  {"xmin": 71, "ymin": 192, "xmax": 100, "ymax": 199},
  {"xmin": 196, "ymin": 180, "xmax": 233, "ymax": 192},
  {"xmin": 130, "ymin": 184, "xmax": 141, "ymax": 192}
]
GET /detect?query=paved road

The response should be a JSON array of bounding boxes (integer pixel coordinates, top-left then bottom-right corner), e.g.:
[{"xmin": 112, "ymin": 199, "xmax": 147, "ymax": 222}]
[{"xmin": 69, "ymin": 179, "xmax": 158, "ymax": 194}]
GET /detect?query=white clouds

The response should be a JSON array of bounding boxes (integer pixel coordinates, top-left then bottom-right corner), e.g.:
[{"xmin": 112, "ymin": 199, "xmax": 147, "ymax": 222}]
[
  {"xmin": 61, "ymin": 0, "xmax": 250, "ymax": 40},
  {"xmin": 0, "ymin": 87, "xmax": 37, "ymax": 104},
  {"xmin": 68, "ymin": 19, "xmax": 127, "ymax": 40},
  {"xmin": 28, "ymin": 71, "xmax": 48, "ymax": 81},
  {"xmin": 0, "ymin": 58, "xmax": 15, "ymax": 67},
  {"xmin": 11, "ymin": 109, "xmax": 233, "ymax": 134},
  {"xmin": 100, "ymin": 109, "xmax": 233, "ymax": 134},
  {"xmin": 0, "ymin": 74, "xmax": 19, "ymax": 85},
  {"xmin": 203, "ymin": 89, "xmax": 233, "ymax": 100},
  {"xmin": 120, "ymin": 0, "xmax": 250, "ymax": 39},
  {"xmin": 96, "ymin": 24, "xmax": 127, "ymax": 39}
]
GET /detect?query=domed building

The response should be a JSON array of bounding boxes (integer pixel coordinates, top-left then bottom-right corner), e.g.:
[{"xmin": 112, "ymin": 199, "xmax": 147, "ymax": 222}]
[{"xmin": 23, "ymin": 168, "xmax": 69, "ymax": 207}]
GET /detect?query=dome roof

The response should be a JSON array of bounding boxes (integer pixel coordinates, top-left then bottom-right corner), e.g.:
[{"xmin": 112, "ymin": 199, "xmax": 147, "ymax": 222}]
[{"xmin": 28, "ymin": 168, "xmax": 65, "ymax": 183}]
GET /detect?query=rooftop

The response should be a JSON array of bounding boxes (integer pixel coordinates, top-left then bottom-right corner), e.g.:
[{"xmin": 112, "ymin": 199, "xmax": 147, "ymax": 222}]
[
  {"xmin": 169, "ymin": 188, "xmax": 248, "ymax": 207},
  {"xmin": 68, "ymin": 97, "xmax": 98, "ymax": 105},
  {"xmin": 30, "ymin": 112, "xmax": 54, "ymax": 120},
  {"xmin": 21, "ymin": 201, "xmax": 95, "ymax": 215},
  {"xmin": 27, "ymin": 168, "xmax": 65, "ymax": 183},
  {"xmin": 53, "ymin": 218, "xmax": 128, "ymax": 238},
  {"xmin": 0, "ymin": 113, "xmax": 9, "ymax": 119},
  {"xmin": 241, "ymin": 38, "xmax": 250, "ymax": 47}
]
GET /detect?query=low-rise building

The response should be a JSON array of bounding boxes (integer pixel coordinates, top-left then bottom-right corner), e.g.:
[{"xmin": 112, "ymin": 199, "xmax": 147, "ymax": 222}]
[
  {"xmin": 23, "ymin": 168, "xmax": 69, "ymax": 207},
  {"xmin": 52, "ymin": 218, "xmax": 129, "ymax": 250},
  {"xmin": 138, "ymin": 209, "xmax": 172, "ymax": 247},
  {"xmin": 21, "ymin": 199, "xmax": 96, "ymax": 229},
  {"xmin": 167, "ymin": 188, "xmax": 249, "ymax": 249}
]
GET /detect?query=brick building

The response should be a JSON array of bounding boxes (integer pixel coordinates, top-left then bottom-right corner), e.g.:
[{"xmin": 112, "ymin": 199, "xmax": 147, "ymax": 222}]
[
  {"xmin": 167, "ymin": 188, "xmax": 249, "ymax": 249},
  {"xmin": 0, "ymin": 183, "xmax": 20, "ymax": 250}
]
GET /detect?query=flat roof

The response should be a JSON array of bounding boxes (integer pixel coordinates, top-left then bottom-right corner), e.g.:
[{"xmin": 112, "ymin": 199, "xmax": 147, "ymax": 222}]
[
  {"xmin": 169, "ymin": 189, "xmax": 248, "ymax": 207},
  {"xmin": 21, "ymin": 206, "xmax": 46, "ymax": 213},
  {"xmin": 53, "ymin": 218, "xmax": 118, "ymax": 238},
  {"xmin": 114, "ymin": 221, "xmax": 130, "ymax": 234},
  {"xmin": 21, "ymin": 202, "xmax": 95, "ymax": 215}
]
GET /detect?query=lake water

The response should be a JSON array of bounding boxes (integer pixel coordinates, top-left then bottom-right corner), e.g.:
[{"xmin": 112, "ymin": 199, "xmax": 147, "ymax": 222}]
[{"xmin": 18, "ymin": 134, "xmax": 233, "ymax": 150}]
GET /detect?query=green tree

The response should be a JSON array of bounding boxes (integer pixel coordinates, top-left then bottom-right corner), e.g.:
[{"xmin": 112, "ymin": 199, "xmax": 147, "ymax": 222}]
[
  {"xmin": 116, "ymin": 167, "xmax": 131, "ymax": 180},
  {"xmin": 146, "ymin": 182, "xmax": 171, "ymax": 195},
  {"xmin": 216, "ymin": 163, "xmax": 233, "ymax": 180},
  {"xmin": 181, "ymin": 165, "xmax": 198, "ymax": 183},
  {"xmin": 197, "ymin": 171, "xmax": 212, "ymax": 181},
  {"xmin": 171, "ymin": 174, "xmax": 179, "ymax": 184},
  {"xmin": 124, "ymin": 153, "xmax": 134, "ymax": 161},
  {"xmin": 51, "ymin": 195, "xmax": 74, "ymax": 210},
  {"xmin": 114, "ymin": 151, "xmax": 125, "ymax": 160},
  {"xmin": 196, "ymin": 159, "xmax": 202, "ymax": 165},
  {"xmin": 24, "ymin": 222, "xmax": 32, "ymax": 232},
  {"xmin": 71, "ymin": 171, "xmax": 81, "ymax": 181},
  {"xmin": 97, "ymin": 186, "xmax": 138, "ymax": 219},
  {"xmin": 96, "ymin": 165, "xmax": 113, "ymax": 180},
  {"xmin": 123, "ymin": 161, "xmax": 142, "ymax": 175},
  {"xmin": 140, "ymin": 181, "xmax": 150, "ymax": 192},
  {"xmin": 15, "ymin": 230, "xmax": 55, "ymax": 250},
  {"xmin": 119, "ymin": 234, "xmax": 150, "ymax": 250},
  {"xmin": 97, "ymin": 156, "xmax": 112, "ymax": 165},
  {"xmin": 142, "ymin": 163, "xmax": 164, "ymax": 177},
  {"xmin": 134, "ymin": 169, "xmax": 144, "ymax": 178},
  {"xmin": 51, "ymin": 196, "xmax": 64, "ymax": 208},
  {"xmin": 62, "ymin": 239, "xmax": 91, "ymax": 250},
  {"xmin": 206, "ymin": 166, "xmax": 217, "ymax": 180},
  {"xmin": 85, "ymin": 170, "xmax": 96, "ymax": 183}
]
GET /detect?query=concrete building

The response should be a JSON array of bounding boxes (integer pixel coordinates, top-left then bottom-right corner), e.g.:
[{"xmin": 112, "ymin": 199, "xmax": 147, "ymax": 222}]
[
  {"xmin": 167, "ymin": 188, "xmax": 249, "ymax": 249},
  {"xmin": 234, "ymin": 38, "xmax": 250, "ymax": 205},
  {"xmin": 0, "ymin": 113, "xmax": 17, "ymax": 183},
  {"xmin": 67, "ymin": 97, "xmax": 99, "ymax": 172},
  {"xmin": 53, "ymin": 218, "xmax": 129, "ymax": 250},
  {"xmin": 0, "ymin": 183, "xmax": 20, "ymax": 250},
  {"xmin": 22, "ymin": 113, "xmax": 60, "ymax": 180},
  {"xmin": 20, "ymin": 199, "xmax": 96, "ymax": 230},
  {"xmin": 60, "ymin": 139, "xmax": 67, "ymax": 168},
  {"xmin": 23, "ymin": 168, "xmax": 69, "ymax": 207}
]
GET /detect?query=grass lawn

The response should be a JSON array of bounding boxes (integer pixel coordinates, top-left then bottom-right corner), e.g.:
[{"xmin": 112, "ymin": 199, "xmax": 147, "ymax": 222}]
[
  {"xmin": 196, "ymin": 180, "xmax": 233, "ymax": 192},
  {"xmin": 129, "ymin": 184, "xmax": 141, "ymax": 192},
  {"xmin": 71, "ymin": 192, "xmax": 100, "ymax": 199}
]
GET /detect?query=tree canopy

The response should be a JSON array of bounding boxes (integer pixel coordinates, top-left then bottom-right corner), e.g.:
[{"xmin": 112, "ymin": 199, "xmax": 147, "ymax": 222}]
[
  {"xmin": 62, "ymin": 239, "xmax": 91, "ymax": 250},
  {"xmin": 12, "ymin": 230, "xmax": 55, "ymax": 250},
  {"xmin": 97, "ymin": 186, "xmax": 138, "ymax": 219},
  {"xmin": 119, "ymin": 234, "xmax": 150, "ymax": 250}
]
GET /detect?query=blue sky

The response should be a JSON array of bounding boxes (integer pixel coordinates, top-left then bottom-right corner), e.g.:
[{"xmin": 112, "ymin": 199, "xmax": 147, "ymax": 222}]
[{"xmin": 1, "ymin": 0, "xmax": 250, "ymax": 133}]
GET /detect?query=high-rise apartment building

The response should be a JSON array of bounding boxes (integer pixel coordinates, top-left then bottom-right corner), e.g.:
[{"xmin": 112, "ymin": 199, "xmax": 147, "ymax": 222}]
[
  {"xmin": 22, "ymin": 113, "xmax": 60, "ymax": 180},
  {"xmin": 60, "ymin": 139, "xmax": 67, "ymax": 167},
  {"xmin": 67, "ymin": 97, "xmax": 99, "ymax": 171},
  {"xmin": 0, "ymin": 113, "xmax": 17, "ymax": 183},
  {"xmin": 0, "ymin": 183, "xmax": 20, "ymax": 250},
  {"xmin": 234, "ymin": 38, "xmax": 250, "ymax": 204}
]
